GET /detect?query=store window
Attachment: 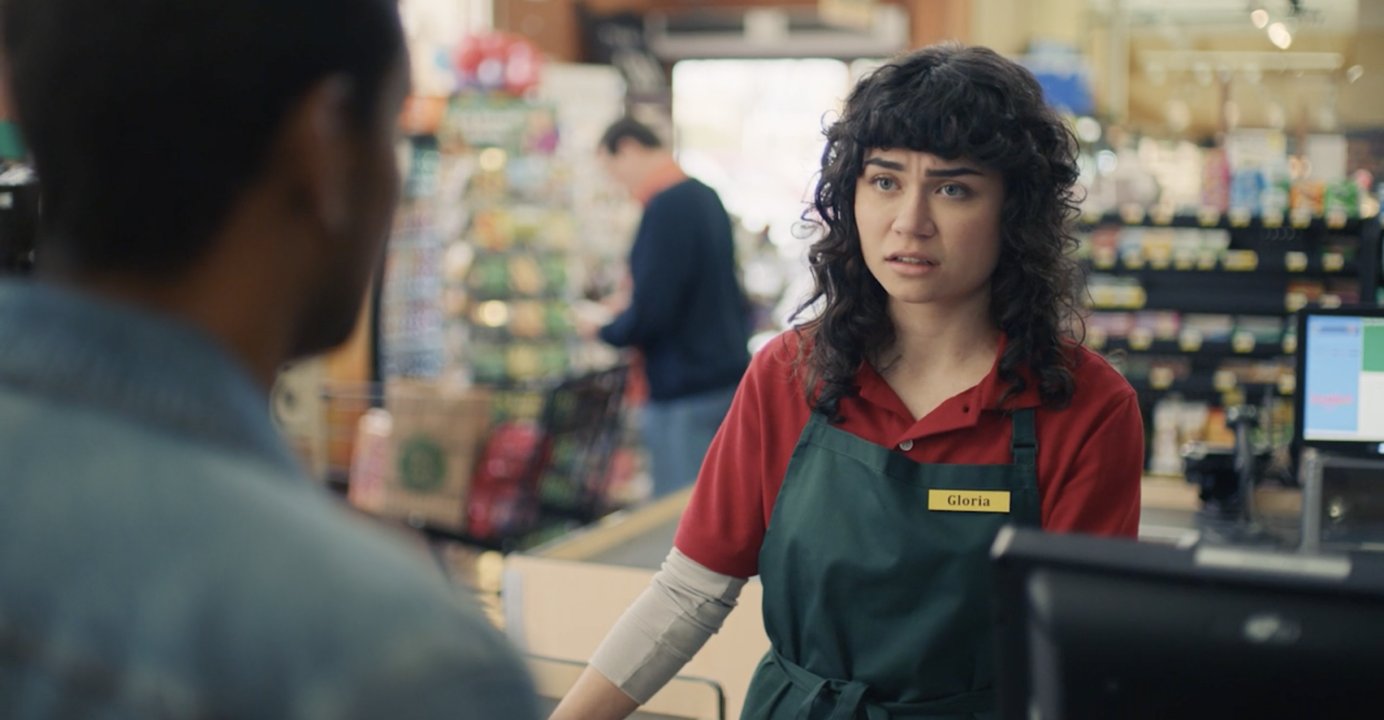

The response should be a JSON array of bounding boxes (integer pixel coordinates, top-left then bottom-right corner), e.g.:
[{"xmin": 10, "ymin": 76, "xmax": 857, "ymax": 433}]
[
  {"xmin": 671, "ymin": 59, "xmax": 851, "ymax": 249},
  {"xmin": 671, "ymin": 59, "xmax": 858, "ymax": 337}
]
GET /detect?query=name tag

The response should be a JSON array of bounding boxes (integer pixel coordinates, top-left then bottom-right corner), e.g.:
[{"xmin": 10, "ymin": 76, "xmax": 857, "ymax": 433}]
[{"xmin": 927, "ymin": 490, "xmax": 1011, "ymax": 513}]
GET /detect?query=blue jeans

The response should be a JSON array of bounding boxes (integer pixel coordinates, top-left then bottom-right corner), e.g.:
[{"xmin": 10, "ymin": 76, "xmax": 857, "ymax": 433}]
[{"xmin": 640, "ymin": 385, "xmax": 738, "ymax": 499}]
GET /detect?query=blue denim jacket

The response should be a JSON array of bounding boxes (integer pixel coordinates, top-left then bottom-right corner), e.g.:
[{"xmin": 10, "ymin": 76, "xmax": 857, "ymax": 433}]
[{"xmin": 0, "ymin": 279, "xmax": 538, "ymax": 720}]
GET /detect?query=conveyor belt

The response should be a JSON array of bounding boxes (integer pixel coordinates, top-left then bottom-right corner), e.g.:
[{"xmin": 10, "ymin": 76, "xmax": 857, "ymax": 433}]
[{"xmin": 583, "ymin": 516, "xmax": 679, "ymax": 569}]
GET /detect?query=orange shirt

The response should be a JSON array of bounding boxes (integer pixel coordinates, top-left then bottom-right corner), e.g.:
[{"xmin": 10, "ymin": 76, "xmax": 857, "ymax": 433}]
[{"xmin": 675, "ymin": 330, "xmax": 1145, "ymax": 578}]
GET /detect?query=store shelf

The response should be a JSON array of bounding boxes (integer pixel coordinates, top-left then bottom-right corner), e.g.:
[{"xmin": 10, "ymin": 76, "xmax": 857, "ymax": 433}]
[
  {"xmin": 1091, "ymin": 299, "xmax": 1300, "ymax": 315},
  {"xmin": 1124, "ymin": 377, "xmax": 1289, "ymax": 400},
  {"xmin": 1084, "ymin": 258, "xmax": 1359, "ymax": 278},
  {"xmin": 1079, "ymin": 210, "xmax": 1371, "ymax": 234},
  {"xmin": 1095, "ymin": 338, "xmax": 1289, "ymax": 360}
]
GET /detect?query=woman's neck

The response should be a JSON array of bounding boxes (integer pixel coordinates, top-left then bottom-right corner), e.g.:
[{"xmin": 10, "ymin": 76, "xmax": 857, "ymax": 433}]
[
  {"xmin": 873, "ymin": 295, "xmax": 1001, "ymax": 421},
  {"xmin": 879, "ymin": 295, "xmax": 999, "ymax": 375}
]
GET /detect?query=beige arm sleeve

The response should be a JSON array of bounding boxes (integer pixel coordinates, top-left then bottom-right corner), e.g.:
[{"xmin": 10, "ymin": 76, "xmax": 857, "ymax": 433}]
[{"xmin": 587, "ymin": 547, "xmax": 747, "ymax": 704}]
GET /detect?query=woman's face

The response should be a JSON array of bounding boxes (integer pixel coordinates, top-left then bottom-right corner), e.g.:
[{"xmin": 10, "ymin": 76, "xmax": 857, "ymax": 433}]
[{"xmin": 853, "ymin": 148, "xmax": 1006, "ymax": 318}]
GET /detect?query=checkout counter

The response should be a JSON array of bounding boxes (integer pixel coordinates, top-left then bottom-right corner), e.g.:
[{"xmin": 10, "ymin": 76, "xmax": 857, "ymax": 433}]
[
  {"xmin": 503, "ymin": 489, "xmax": 758, "ymax": 719},
  {"xmin": 500, "ymin": 477, "xmax": 1295, "ymax": 719}
]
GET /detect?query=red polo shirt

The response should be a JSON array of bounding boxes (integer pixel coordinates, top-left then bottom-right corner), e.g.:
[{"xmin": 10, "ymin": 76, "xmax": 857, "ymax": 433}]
[{"xmin": 674, "ymin": 331, "xmax": 1144, "ymax": 579}]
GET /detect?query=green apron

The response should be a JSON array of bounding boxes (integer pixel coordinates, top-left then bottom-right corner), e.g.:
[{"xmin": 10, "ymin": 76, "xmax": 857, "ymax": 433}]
[{"xmin": 740, "ymin": 409, "xmax": 1042, "ymax": 720}]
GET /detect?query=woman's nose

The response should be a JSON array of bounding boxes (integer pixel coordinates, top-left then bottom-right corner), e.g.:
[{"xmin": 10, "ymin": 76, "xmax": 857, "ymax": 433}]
[{"xmin": 891, "ymin": 196, "xmax": 936, "ymax": 238}]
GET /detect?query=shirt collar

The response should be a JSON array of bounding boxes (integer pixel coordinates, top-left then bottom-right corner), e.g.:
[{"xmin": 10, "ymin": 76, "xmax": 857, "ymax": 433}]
[
  {"xmin": 0, "ymin": 279, "xmax": 300, "ymax": 472},
  {"xmin": 857, "ymin": 333, "xmax": 1043, "ymax": 438},
  {"xmin": 632, "ymin": 156, "xmax": 688, "ymax": 206}
]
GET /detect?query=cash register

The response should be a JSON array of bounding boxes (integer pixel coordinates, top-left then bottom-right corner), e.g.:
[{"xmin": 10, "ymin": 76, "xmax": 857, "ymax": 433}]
[
  {"xmin": 1293, "ymin": 306, "xmax": 1384, "ymax": 550},
  {"xmin": 992, "ymin": 525, "xmax": 1384, "ymax": 720},
  {"xmin": 990, "ymin": 307, "xmax": 1384, "ymax": 719}
]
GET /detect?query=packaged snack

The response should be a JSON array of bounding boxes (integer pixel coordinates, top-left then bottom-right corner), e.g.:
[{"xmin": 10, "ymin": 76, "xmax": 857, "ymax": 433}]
[
  {"xmin": 1229, "ymin": 168, "xmax": 1264, "ymax": 214},
  {"xmin": 1325, "ymin": 178, "xmax": 1360, "ymax": 220},
  {"xmin": 1182, "ymin": 314, "xmax": 1235, "ymax": 343},
  {"xmin": 1201, "ymin": 147, "xmax": 1231, "ymax": 212},
  {"xmin": 1290, "ymin": 180, "xmax": 1326, "ymax": 216},
  {"xmin": 1234, "ymin": 317, "xmax": 1284, "ymax": 344},
  {"xmin": 1134, "ymin": 310, "xmax": 1182, "ymax": 341}
]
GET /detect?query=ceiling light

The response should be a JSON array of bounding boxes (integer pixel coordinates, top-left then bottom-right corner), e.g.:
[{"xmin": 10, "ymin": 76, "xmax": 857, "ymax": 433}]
[
  {"xmin": 1268, "ymin": 22, "xmax": 1292, "ymax": 49},
  {"xmin": 1251, "ymin": 9, "xmax": 1269, "ymax": 29}
]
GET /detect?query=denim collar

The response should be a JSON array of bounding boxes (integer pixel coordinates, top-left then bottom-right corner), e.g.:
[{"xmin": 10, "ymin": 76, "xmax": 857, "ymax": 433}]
[{"xmin": 0, "ymin": 278, "xmax": 300, "ymax": 474}]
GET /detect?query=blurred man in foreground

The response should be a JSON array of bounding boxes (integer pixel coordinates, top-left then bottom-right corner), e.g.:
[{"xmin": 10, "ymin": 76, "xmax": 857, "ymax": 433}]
[{"xmin": 0, "ymin": 0, "xmax": 537, "ymax": 717}]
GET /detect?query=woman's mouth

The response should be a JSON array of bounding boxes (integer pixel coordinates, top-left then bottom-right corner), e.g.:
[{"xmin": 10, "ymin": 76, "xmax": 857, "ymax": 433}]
[{"xmin": 886, "ymin": 253, "xmax": 938, "ymax": 266}]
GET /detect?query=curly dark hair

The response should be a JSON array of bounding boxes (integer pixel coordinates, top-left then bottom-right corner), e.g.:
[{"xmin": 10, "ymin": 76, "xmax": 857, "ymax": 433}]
[{"xmin": 795, "ymin": 42, "xmax": 1085, "ymax": 421}]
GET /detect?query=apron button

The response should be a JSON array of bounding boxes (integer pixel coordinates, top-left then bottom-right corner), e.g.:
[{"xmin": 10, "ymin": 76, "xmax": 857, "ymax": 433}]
[{"xmin": 899, "ymin": 440, "xmax": 914, "ymax": 451}]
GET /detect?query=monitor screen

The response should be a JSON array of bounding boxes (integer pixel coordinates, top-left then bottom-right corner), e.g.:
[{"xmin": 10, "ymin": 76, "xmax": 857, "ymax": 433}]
[
  {"xmin": 1295, "ymin": 307, "xmax": 1384, "ymax": 456},
  {"xmin": 991, "ymin": 526, "xmax": 1384, "ymax": 720}
]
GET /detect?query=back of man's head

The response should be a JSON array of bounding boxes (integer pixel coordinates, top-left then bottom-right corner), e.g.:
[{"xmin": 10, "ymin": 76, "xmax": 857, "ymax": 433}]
[
  {"xmin": 599, "ymin": 117, "xmax": 663, "ymax": 156},
  {"xmin": 0, "ymin": 0, "xmax": 404, "ymax": 279}
]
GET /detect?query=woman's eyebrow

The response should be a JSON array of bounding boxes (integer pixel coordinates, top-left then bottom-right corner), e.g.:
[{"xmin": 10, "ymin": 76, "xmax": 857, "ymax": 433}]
[
  {"xmin": 861, "ymin": 158, "xmax": 983, "ymax": 178},
  {"xmin": 925, "ymin": 167, "xmax": 982, "ymax": 178},
  {"xmin": 863, "ymin": 158, "xmax": 905, "ymax": 171}
]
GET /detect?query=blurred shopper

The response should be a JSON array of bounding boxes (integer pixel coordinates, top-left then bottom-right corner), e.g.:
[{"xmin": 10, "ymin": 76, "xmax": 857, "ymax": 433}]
[
  {"xmin": 0, "ymin": 1, "xmax": 537, "ymax": 718},
  {"xmin": 550, "ymin": 43, "xmax": 1142, "ymax": 720},
  {"xmin": 587, "ymin": 117, "xmax": 751, "ymax": 500}
]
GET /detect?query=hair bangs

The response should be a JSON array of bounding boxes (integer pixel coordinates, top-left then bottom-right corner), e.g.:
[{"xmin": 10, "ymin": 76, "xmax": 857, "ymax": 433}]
[{"xmin": 849, "ymin": 62, "xmax": 1041, "ymax": 174}]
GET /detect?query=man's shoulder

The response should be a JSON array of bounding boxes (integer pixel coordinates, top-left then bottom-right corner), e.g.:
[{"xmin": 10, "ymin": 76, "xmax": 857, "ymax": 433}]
[
  {"xmin": 0, "ymin": 390, "xmax": 538, "ymax": 719},
  {"xmin": 237, "ymin": 505, "xmax": 537, "ymax": 716},
  {"xmin": 199, "ymin": 466, "xmax": 537, "ymax": 717},
  {"xmin": 646, "ymin": 177, "xmax": 719, "ymax": 211}
]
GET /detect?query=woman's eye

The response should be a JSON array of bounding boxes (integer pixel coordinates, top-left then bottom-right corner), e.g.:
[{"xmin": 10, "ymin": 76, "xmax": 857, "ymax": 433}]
[
  {"xmin": 871, "ymin": 176, "xmax": 898, "ymax": 191},
  {"xmin": 939, "ymin": 184, "xmax": 970, "ymax": 198}
]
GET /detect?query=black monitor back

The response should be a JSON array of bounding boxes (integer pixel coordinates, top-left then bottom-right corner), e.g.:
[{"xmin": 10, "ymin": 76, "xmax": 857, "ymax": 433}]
[{"xmin": 992, "ymin": 526, "xmax": 1384, "ymax": 720}]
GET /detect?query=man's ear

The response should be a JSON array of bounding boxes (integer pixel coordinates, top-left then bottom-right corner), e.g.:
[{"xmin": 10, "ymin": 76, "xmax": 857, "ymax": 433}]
[{"xmin": 282, "ymin": 75, "xmax": 356, "ymax": 237}]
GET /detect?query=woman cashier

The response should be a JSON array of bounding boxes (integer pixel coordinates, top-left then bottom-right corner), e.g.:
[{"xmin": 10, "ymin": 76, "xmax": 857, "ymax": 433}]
[{"xmin": 550, "ymin": 43, "xmax": 1143, "ymax": 720}]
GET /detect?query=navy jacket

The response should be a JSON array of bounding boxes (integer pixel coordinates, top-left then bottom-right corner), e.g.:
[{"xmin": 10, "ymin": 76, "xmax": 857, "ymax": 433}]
[{"xmin": 600, "ymin": 178, "xmax": 750, "ymax": 401}]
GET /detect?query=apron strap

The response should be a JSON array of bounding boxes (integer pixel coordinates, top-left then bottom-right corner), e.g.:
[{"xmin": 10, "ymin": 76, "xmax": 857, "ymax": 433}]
[
  {"xmin": 768, "ymin": 651, "xmax": 995, "ymax": 719},
  {"xmin": 1009, "ymin": 408, "xmax": 1037, "ymax": 468}
]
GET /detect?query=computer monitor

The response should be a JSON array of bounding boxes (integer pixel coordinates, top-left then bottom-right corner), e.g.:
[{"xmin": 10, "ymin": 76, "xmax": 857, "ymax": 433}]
[
  {"xmin": 1294, "ymin": 306, "xmax": 1384, "ymax": 459},
  {"xmin": 991, "ymin": 526, "xmax": 1384, "ymax": 720}
]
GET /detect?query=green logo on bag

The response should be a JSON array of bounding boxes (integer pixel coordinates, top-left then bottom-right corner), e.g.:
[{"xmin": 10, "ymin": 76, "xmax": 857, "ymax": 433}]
[{"xmin": 398, "ymin": 437, "xmax": 447, "ymax": 492}]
